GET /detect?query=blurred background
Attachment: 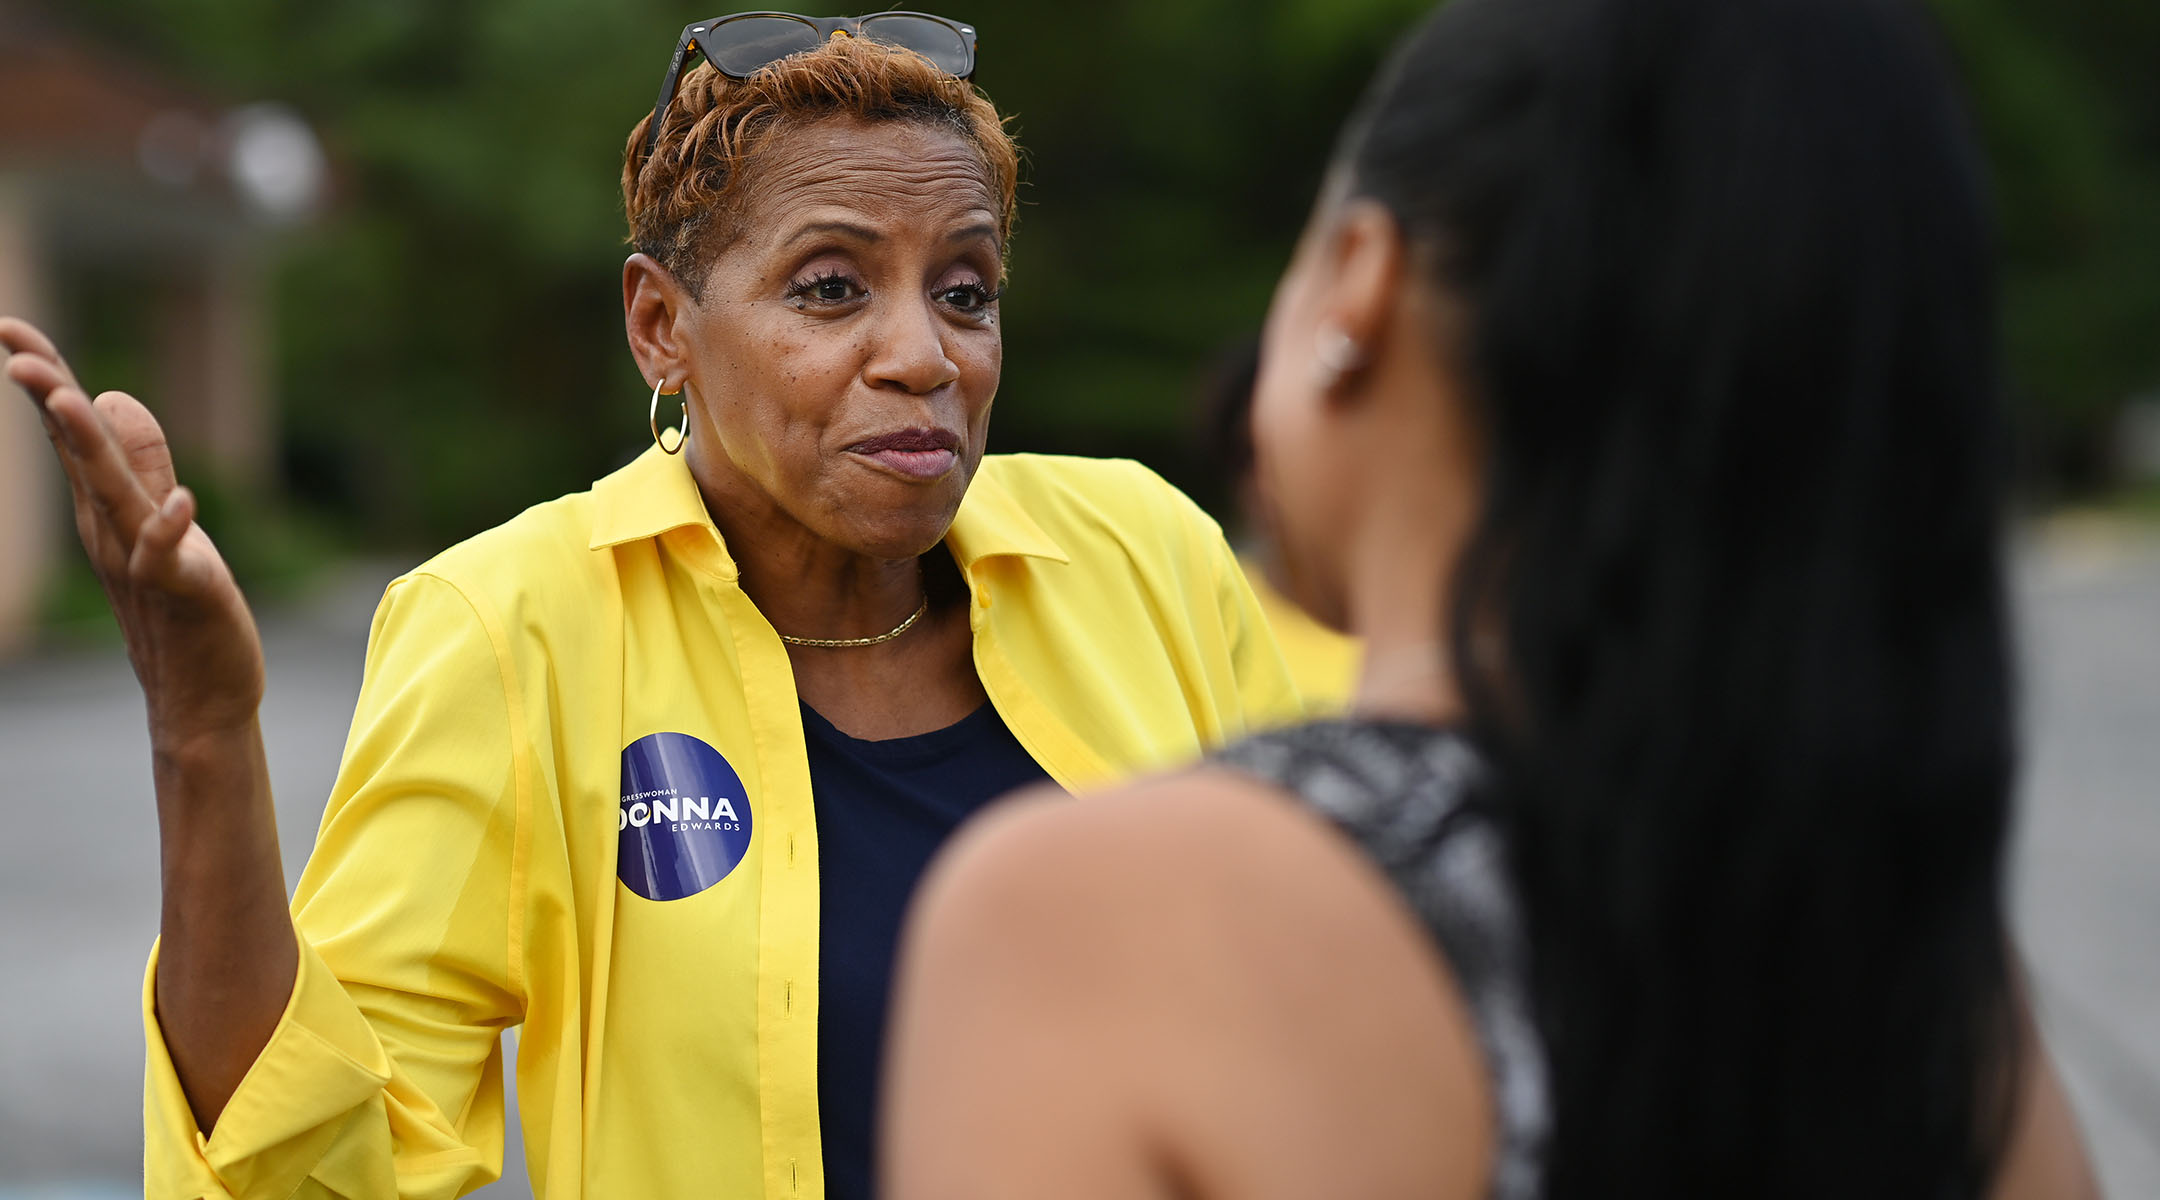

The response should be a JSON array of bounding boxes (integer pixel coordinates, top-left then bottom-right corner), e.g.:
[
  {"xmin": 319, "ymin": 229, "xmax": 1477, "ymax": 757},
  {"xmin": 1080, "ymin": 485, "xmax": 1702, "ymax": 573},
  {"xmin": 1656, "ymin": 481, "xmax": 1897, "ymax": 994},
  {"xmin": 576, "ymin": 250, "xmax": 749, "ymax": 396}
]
[{"xmin": 0, "ymin": 0, "xmax": 2154, "ymax": 1194}]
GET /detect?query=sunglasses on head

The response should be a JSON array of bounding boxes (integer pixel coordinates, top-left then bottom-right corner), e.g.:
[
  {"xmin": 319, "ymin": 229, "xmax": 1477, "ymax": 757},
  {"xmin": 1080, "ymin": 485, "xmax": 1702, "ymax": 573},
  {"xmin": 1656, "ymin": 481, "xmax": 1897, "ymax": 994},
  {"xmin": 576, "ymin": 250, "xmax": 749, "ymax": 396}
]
[{"xmin": 645, "ymin": 11, "xmax": 979, "ymax": 158}]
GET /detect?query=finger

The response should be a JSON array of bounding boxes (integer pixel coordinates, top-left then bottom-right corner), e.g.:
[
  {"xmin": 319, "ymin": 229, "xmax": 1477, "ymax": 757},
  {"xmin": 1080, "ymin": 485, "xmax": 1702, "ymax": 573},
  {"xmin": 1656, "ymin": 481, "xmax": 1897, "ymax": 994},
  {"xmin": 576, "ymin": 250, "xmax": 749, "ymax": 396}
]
[
  {"xmin": 18, "ymin": 373, "xmax": 97, "ymax": 510},
  {"xmin": 1, "ymin": 320, "xmax": 97, "ymax": 496},
  {"xmin": 129, "ymin": 486, "xmax": 196, "ymax": 591},
  {"xmin": 7, "ymin": 368, "xmax": 162, "ymax": 517},
  {"xmin": 39, "ymin": 387, "xmax": 129, "ymax": 573},
  {"xmin": 3, "ymin": 346, "xmax": 140, "ymax": 577},
  {"xmin": 43, "ymin": 385, "xmax": 161, "ymax": 551},
  {"xmin": 94, "ymin": 391, "xmax": 179, "ymax": 501},
  {"xmin": 0, "ymin": 317, "xmax": 85, "ymax": 394},
  {"xmin": 4, "ymin": 349, "xmax": 76, "ymax": 409},
  {"xmin": 6, "ymin": 355, "xmax": 98, "ymax": 501},
  {"xmin": 2, "ymin": 322, "xmax": 167, "ymax": 572},
  {"xmin": 9, "ymin": 355, "xmax": 79, "ymax": 450}
]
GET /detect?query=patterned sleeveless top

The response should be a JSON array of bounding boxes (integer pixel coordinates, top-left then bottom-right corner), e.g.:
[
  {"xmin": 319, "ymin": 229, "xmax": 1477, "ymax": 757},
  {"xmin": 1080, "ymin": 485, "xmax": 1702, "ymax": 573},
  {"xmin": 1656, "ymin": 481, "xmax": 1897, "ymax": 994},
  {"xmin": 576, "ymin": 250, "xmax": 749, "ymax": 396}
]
[{"xmin": 1214, "ymin": 720, "xmax": 1550, "ymax": 1200}]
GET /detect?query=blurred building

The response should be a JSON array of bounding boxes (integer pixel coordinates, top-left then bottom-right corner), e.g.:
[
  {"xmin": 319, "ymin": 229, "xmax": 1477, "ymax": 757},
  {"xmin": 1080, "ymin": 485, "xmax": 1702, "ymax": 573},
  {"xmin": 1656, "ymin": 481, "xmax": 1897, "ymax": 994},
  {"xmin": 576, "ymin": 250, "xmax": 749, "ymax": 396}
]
[{"xmin": 0, "ymin": 1, "xmax": 322, "ymax": 653}]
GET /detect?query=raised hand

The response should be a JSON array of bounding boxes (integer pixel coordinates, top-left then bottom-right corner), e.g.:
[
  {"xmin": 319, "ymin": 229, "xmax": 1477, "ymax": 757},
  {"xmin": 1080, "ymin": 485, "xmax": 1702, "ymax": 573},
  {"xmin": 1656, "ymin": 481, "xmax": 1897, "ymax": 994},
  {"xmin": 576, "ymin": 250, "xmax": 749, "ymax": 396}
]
[
  {"xmin": 1, "ymin": 316, "xmax": 265, "ymax": 742},
  {"xmin": 4, "ymin": 315, "xmax": 292, "ymax": 1130}
]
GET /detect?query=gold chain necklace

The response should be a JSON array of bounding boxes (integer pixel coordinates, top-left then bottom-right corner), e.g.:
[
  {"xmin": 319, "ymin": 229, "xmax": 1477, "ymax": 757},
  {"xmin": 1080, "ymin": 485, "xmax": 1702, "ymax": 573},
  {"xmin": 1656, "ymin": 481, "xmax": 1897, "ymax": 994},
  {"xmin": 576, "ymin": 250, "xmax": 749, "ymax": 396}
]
[{"xmin": 776, "ymin": 594, "xmax": 930, "ymax": 649}]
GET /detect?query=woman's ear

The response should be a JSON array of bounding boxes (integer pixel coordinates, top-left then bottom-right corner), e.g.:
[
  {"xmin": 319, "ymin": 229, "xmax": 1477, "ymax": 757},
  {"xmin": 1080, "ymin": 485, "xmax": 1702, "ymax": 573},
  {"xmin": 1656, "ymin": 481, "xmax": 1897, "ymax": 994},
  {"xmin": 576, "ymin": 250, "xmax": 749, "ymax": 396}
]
[
  {"xmin": 1311, "ymin": 199, "xmax": 1409, "ymax": 402},
  {"xmin": 623, "ymin": 253, "xmax": 694, "ymax": 390}
]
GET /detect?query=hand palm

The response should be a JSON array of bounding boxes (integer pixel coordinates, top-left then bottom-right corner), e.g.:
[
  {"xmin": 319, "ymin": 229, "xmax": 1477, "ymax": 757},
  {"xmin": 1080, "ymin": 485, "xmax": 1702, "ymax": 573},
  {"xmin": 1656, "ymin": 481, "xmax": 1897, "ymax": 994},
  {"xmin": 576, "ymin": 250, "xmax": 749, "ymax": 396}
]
[{"xmin": 2, "ymin": 317, "xmax": 265, "ymax": 738}]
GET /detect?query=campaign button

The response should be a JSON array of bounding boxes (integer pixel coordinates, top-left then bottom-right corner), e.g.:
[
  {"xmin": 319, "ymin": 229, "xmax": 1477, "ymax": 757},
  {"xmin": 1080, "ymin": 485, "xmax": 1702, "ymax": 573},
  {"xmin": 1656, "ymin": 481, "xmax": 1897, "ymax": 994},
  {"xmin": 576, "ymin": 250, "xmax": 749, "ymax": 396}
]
[{"xmin": 618, "ymin": 731, "xmax": 754, "ymax": 901}]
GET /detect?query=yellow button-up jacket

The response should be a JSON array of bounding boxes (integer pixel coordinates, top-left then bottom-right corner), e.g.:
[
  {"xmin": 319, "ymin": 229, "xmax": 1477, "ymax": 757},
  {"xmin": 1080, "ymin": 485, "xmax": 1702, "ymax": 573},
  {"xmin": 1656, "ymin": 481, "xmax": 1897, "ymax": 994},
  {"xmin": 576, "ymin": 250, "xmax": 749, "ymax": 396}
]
[{"xmin": 143, "ymin": 447, "xmax": 1300, "ymax": 1198}]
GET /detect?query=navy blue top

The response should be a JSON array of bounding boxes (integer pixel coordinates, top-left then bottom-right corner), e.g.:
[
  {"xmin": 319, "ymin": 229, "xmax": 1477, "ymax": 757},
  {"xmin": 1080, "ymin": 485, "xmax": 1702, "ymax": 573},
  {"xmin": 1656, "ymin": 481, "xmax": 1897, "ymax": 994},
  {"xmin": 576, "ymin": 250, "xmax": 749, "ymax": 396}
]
[{"xmin": 801, "ymin": 700, "xmax": 1057, "ymax": 1200}]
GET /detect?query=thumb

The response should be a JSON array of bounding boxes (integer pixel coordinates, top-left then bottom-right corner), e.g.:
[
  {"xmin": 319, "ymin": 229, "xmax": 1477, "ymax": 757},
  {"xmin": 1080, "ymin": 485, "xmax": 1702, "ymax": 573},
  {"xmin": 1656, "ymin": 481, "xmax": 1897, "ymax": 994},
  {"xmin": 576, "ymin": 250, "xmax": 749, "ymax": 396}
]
[{"xmin": 128, "ymin": 486, "xmax": 198, "ymax": 592}]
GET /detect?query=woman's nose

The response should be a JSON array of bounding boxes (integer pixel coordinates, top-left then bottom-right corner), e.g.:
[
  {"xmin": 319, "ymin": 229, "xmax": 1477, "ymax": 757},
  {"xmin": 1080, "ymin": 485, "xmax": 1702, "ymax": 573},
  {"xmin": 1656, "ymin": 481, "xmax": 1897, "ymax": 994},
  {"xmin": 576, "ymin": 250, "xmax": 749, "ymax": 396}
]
[{"xmin": 863, "ymin": 297, "xmax": 961, "ymax": 395}]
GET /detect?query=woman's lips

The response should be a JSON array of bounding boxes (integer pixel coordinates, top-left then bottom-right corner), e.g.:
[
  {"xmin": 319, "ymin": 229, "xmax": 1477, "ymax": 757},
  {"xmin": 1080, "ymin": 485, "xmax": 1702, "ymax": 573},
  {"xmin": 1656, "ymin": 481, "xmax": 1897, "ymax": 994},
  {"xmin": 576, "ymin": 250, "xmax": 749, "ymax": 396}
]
[
  {"xmin": 848, "ymin": 429, "xmax": 960, "ymax": 481},
  {"xmin": 858, "ymin": 446, "xmax": 957, "ymax": 479}
]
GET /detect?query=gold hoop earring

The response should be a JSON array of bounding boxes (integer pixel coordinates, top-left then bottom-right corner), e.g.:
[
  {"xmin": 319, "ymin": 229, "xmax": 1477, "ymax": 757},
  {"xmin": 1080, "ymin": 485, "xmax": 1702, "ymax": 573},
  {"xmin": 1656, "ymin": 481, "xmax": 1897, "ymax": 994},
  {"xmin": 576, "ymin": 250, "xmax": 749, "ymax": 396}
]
[{"xmin": 650, "ymin": 378, "xmax": 688, "ymax": 455}]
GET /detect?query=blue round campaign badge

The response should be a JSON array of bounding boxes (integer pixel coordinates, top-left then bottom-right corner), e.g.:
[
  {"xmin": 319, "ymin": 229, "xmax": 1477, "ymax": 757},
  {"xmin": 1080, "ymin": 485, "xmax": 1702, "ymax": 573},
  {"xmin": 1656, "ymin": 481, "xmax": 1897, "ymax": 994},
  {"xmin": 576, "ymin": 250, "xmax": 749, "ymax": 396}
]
[{"xmin": 618, "ymin": 732, "xmax": 754, "ymax": 901}]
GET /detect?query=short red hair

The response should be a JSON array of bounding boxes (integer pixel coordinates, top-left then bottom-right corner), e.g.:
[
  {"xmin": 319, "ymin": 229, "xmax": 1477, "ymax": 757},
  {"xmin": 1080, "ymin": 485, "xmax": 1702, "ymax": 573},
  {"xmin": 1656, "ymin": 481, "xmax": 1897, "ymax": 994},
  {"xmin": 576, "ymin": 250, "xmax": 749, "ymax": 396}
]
[{"xmin": 621, "ymin": 34, "xmax": 1020, "ymax": 295}]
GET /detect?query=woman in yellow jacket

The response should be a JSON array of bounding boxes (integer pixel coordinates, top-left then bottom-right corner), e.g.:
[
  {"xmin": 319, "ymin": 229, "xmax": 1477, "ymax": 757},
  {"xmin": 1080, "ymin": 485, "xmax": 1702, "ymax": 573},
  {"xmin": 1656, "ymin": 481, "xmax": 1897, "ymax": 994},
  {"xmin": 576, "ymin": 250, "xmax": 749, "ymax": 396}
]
[{"xmin": 0, "ymin": 17, "xmax": 1296, "ymax": 1199}]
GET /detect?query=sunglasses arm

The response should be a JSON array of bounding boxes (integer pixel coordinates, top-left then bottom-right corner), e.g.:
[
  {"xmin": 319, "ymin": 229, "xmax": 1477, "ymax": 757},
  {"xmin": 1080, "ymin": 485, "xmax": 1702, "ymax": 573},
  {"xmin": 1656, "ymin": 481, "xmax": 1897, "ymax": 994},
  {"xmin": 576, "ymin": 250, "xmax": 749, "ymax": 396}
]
[{"xmin": 644, "ymin": 30, "xmax": 699, "ymax": 162}]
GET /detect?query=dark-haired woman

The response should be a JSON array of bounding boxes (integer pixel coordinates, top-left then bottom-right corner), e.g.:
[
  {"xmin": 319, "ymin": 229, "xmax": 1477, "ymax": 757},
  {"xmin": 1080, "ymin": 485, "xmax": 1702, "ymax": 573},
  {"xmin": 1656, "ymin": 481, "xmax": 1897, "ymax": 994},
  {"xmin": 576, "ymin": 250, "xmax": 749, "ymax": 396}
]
[{"xmin": 884, "ymin": 0, "xmax": 2102, "ymax": 1196}]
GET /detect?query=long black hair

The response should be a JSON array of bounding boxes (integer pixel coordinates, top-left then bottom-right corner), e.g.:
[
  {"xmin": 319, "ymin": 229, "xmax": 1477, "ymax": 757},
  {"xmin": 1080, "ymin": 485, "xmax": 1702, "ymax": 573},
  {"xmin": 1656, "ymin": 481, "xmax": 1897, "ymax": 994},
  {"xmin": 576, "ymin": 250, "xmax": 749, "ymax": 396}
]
[{"xmin": 1337, "ymin": 0, "xmax": 2018, "ymax": 1193}]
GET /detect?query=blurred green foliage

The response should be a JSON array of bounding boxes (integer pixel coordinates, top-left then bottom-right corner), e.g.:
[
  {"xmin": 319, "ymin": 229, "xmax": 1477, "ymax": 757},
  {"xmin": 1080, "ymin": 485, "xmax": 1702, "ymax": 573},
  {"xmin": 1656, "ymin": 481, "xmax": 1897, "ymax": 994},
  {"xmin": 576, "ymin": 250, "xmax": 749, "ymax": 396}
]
[
  {"xmin": 56, "ymin": 0, "xmax": 2160, "ymax": 548},
  {"xmin": 1935, "ymin": 0, "xmax": 2160, "ymax": 489}
]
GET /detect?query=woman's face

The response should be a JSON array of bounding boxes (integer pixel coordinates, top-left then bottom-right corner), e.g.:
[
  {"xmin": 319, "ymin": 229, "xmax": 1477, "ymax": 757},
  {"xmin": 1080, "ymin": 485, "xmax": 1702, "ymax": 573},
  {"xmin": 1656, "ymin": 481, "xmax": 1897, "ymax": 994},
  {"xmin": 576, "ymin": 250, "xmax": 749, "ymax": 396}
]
[{"xmin": 669, "ymin": 116, "xmax": 1004, "ymax": 560}]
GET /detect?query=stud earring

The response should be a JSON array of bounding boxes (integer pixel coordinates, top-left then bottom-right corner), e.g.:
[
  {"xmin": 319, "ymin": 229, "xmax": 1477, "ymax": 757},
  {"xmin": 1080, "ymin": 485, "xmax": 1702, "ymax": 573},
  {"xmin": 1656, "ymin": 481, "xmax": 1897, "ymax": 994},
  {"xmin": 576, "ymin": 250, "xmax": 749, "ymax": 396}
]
[{"xmin": 1313, "ymin": 325, "xmax": 1366, "ymax": 392}]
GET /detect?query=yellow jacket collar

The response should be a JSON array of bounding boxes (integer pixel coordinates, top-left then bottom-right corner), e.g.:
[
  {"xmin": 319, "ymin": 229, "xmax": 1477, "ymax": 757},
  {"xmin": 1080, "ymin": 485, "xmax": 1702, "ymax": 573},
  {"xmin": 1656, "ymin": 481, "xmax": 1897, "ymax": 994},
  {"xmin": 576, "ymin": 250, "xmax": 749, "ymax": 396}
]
[
  {"xmin": 588, "ymin": 445, "xmax": 716, "ymax": 551},
  {"xmin": 587, "ymin": 445, "xmax": 1069, "ymax": 569}
]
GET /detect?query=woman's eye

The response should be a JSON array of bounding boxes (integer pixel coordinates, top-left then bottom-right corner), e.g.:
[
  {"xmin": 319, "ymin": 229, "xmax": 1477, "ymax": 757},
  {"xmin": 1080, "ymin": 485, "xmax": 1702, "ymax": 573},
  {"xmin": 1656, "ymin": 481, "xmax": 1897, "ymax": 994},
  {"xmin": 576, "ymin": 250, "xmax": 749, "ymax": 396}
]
[
  {"xmin": 788, "ymin": 273, "xmax": 864, "ymax": 307},
  {"xmin": 940, "ymin": 282, "xmax": 999, "ymax": 312}
]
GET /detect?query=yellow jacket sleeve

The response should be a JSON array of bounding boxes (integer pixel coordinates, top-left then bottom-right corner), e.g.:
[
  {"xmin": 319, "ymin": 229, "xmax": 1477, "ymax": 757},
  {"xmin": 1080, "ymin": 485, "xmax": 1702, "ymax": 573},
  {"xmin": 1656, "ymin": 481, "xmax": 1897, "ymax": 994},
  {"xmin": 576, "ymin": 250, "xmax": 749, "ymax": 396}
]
[
  {"xmin": 144, "ymin": 572, "xmax": 527, "ymax": 1199},
  {"xmin": 1207, "ymin": 524, "xmax": 1308, "ymax": 732}
]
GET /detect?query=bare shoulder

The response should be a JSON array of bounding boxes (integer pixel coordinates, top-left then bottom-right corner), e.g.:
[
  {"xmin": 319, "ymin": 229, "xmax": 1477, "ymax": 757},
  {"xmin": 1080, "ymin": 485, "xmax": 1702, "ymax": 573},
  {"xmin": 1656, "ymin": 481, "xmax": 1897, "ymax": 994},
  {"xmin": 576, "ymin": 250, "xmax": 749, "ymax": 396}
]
[
  {"xmin": 914, "ymin": 768, "xmax": 1303, "ymax": 913},
  {"xmin": 905, "ymin": 767, "xmax": 1384, "ymax": 985},
  {"xmin": 898, "ymin": 770, "xmax": 1288, "ymax": 1014},
  {"xmin": 890, "ymin": 768, "xmax": 1494, "ymax": 1200}
]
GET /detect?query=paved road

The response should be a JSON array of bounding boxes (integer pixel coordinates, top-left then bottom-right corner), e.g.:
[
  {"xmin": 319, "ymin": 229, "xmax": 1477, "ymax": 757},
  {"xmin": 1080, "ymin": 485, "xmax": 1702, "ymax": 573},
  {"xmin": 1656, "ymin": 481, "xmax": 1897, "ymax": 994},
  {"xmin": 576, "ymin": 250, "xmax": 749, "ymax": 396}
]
[
  {"xmin": 2010, "ymin": 523, "xmax": 2160, "ymax": 1196},
  {"xmin": 1, "ymin": 534, "xmax": 2155, "ymax": 1196}
]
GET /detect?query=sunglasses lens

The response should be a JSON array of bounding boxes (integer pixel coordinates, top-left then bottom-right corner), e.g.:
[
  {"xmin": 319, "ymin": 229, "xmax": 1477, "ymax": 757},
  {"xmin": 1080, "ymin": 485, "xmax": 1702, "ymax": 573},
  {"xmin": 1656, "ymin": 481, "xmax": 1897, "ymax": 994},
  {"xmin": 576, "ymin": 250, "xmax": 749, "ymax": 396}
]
[
  {"xmin": 701, "ymin": 16, "xmax": 823, "ymax": 77},
  {"xmin": 859, "ymin": 15, "xmax": 972, "ymax": 76}
]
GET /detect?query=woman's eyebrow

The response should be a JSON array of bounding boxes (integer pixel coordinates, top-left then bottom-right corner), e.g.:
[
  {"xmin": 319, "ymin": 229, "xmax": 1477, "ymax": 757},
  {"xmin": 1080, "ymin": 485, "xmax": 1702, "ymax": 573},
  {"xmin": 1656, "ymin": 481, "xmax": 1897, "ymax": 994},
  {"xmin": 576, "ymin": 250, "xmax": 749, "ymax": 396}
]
[{"xmin": 782, "ymin": 220, "xmax": 882, "ymax": 250}]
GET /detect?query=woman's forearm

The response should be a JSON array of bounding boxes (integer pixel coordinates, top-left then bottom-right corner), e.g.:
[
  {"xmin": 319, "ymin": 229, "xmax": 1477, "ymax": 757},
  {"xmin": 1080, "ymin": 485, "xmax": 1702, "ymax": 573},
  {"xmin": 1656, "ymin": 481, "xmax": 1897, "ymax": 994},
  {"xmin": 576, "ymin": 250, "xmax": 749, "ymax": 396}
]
[
  {"xmin": 151, "ymin": 719, "xmax": 296, "ymax": 1132},
  {"xmin": 4, "ymin": 319, "xmax": 292, "ymax": 1131}
]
